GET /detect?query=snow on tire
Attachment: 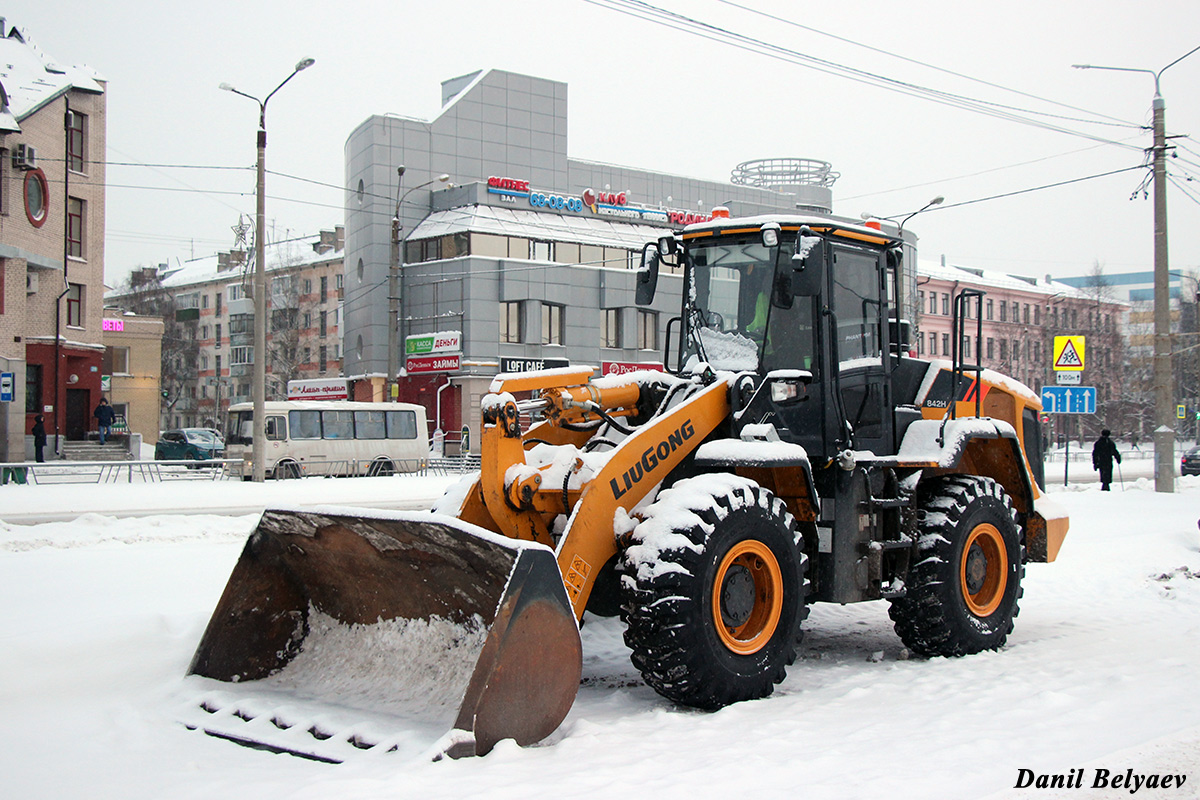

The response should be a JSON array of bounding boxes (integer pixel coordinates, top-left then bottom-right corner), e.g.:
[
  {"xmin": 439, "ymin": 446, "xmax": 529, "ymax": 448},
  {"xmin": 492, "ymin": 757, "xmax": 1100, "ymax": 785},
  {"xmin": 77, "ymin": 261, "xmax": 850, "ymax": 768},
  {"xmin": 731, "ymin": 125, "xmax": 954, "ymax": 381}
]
[
  {"xmin": 618, "ymin": 474, "xmax": 807, "ymax": 710},
  {"xmin": 889, "ymin": 475, "xmax": 1024, "ymax": 657}
]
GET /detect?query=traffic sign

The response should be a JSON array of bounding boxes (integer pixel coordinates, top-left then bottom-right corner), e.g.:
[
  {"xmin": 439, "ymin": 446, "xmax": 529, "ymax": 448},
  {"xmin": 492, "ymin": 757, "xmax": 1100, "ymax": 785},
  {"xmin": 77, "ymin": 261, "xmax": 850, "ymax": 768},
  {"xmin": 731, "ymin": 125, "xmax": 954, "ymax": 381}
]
[
  {"xmin": 0, "ymin": 372, "xmax": 12, "ymax": 403},
  {"xmin": 1053, "ymin": 336, "xmax": 1085, "ymax": 371},
  {"xmin": 1041, "ymin": 385, "xmax": 1097, "ymax": 415},
  {"xmin": 1178, "ymin": 404, "xmax": 1186, "ymax": 420},
  {"xmin": 1055, "ymin": 372, "xmax": 1081, "ymax": 385}
]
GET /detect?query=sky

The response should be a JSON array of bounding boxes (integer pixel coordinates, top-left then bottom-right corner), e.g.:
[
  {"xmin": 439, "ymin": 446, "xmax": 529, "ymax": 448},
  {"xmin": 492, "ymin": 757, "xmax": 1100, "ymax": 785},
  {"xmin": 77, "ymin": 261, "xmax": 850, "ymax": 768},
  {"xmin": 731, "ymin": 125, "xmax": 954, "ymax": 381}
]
[{"xmin": 10, "ymin": 0, "xmax": 1200, "ymax": 287}]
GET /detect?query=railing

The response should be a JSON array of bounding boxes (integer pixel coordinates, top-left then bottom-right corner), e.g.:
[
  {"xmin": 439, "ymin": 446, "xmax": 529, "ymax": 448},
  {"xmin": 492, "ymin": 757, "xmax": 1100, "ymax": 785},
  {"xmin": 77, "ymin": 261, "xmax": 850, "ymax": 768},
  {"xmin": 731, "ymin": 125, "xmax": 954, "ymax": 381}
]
[
  {"xmin": 1, "ymin": 454, "xmax": 483, "ymax": 485},
  {"xmin": 0, "ymin": 458, "xmax": 238, "ymax": 485}
]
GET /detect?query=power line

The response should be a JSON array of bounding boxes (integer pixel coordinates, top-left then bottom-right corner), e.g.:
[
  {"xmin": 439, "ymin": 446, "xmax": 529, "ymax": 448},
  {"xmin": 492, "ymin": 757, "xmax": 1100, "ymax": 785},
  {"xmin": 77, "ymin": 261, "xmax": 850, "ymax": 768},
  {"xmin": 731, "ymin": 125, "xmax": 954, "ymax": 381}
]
[
  {"xmin": 581, "ymin": 0, "xmax": 1145, "ymax": 150},
  {"xmin": 911, "ymin": 165, "xmax": 1147, "ymax": 214},
  {"xmin": 714, "ymin": 0, "xmax": 1141, "ymax": 128}
]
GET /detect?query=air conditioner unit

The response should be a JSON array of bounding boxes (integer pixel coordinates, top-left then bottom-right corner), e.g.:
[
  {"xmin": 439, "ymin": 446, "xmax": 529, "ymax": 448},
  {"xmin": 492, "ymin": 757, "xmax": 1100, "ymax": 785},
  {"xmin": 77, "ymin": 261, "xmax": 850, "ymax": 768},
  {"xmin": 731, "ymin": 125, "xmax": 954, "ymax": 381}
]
[
  {"xmin": 13, "ymin": 143, "xmax": 36, "ymax": 170},
  {"xmin": 26, "ymin": 272, "xmax": 38, "ymax": 294}
]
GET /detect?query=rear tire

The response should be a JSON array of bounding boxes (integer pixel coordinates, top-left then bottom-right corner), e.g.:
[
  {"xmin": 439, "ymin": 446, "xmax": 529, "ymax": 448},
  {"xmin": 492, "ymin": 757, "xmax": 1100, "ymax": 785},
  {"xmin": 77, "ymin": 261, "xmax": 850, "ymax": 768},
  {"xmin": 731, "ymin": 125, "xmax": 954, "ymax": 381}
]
[
  {"xmin": 367, "ymin": 458, "xmax": 395, "ymax": 477},
  {"xmin": 619, "ymin": 474, "xmax": 807, "ymax": 710},
  {"xmin": 888, "ymin": 475, "xmax": 1024, "ymax": 657}
]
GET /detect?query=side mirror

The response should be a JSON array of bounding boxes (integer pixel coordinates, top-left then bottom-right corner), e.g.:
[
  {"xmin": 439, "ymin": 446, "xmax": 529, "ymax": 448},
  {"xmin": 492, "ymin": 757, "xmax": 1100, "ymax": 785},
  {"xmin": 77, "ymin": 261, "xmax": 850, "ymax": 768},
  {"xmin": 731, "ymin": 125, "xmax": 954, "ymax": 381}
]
[
  {"xmin": 790, "ymin": 227, "xmax": 826, "ymax": 296},
  {"xmin": 636, "ymin": 243, "xmax": 661, "ymax": 306}
]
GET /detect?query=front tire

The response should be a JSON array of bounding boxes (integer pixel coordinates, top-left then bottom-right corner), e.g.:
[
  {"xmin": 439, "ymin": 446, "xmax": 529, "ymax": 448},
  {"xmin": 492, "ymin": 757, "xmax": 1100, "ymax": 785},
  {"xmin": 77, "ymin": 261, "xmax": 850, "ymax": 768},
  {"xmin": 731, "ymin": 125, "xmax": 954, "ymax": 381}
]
[
  {"xmin": 619, "ymin": 474, "xmax": 807, "ymax": 710},
  {"xmin": 889, "ymin": 475, "xmax": 1024, "ymax": 657}
]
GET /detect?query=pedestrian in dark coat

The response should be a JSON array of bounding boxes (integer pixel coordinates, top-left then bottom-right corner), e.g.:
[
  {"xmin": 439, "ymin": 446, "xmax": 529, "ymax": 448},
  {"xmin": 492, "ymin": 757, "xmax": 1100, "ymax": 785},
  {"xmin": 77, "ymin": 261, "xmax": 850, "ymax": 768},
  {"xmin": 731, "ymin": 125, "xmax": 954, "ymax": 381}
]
[
  {"xmin": 1092, "ymin": 429, "xmax": 1122, "ymax": 491},
  {"xmin": 32, "ymin": 415, "xmax": 46, "ymax": 462},
  {"xmin": 94, "ymin": 398, "xmax": 116, "ymax": 445}
]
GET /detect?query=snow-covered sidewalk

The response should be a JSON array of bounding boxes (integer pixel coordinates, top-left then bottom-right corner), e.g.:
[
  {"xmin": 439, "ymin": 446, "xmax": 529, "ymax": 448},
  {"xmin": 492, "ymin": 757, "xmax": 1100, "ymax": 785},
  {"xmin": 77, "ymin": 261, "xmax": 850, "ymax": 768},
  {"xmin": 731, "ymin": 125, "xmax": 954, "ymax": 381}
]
[{"xmin": 2, "ymin": 477, "xmax": 1199, "ymax": 799}]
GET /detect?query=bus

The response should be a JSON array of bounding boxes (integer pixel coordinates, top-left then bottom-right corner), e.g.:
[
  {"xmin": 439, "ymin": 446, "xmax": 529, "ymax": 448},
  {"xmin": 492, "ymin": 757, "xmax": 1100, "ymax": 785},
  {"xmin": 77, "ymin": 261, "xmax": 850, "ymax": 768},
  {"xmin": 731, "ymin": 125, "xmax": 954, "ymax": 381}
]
[{"xmin": 224, "ymin": 400, "xmax": 429, "ymax": 479}]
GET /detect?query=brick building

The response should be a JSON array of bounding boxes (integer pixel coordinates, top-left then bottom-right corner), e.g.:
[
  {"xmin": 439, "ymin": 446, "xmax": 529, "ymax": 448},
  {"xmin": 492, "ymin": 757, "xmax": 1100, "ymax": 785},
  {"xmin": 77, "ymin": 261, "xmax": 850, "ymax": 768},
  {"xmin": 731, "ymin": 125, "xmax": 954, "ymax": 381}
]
[{"xmin": 0, "ymin": 20, "xmax": 106, "ymax": 461}]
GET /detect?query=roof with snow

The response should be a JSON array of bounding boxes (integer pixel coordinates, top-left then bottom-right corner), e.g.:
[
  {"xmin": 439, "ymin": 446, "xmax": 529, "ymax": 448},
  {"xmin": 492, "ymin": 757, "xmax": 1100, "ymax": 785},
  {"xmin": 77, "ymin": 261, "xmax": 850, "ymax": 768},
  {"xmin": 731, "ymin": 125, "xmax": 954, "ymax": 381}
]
[
  {"xmin": 0, "ymin": 19, "xmax": 105, "ymax": 133},
  {"xmin": 917, "ymin": 259, "xmax": 1123, "ymax": 305},
  {"xmin": 155, "ymin": 234, "xmax": 342, "ymax": 291}
]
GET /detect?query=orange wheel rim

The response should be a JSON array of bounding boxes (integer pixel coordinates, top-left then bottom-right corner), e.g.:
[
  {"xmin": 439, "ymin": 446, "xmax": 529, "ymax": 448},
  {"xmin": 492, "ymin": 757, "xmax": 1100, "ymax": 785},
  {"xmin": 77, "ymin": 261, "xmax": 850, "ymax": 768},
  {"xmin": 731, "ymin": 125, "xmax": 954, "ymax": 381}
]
[
  {"xmin": 711, "ymin": 540, "xmax": 783, "ymax": 655},
  {"xmin": 960, "ymin": 523, "xmax": 1007, "ymax": 617}
]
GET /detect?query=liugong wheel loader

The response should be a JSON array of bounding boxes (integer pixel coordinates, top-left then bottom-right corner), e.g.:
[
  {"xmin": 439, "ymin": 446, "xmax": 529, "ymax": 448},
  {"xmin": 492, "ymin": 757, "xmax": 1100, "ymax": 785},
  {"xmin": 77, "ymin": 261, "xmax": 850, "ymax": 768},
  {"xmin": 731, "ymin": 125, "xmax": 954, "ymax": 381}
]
[{"xmin": 189, "ymin": 210, "xmax": 1068, "ymax": 760}]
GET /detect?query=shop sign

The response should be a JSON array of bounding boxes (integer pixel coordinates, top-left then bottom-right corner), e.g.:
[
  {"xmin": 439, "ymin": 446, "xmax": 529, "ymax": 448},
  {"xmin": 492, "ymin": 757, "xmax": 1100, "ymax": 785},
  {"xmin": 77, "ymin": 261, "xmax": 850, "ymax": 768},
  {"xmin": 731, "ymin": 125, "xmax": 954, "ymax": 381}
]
[
  {"xmin": 529, "ymin": 191, "xmax": 584, "ymax": 212},
  {"xmin": 487, "ymin": 176, "xmax": 530, "ymax": 193},
  {"xmin": 407, "ymin": 354, "xmax": 461, "ymax": 374},
  {"xmin": 406, "ymin": 331, "xmax": 462, "ymax": 355},
  {"xmin": 601, "ymin": 361, "xmax": 664, "ymax": 376},
  {"xmin": 500, "ymin": 357, "xmax": 571, "ymax": 374},
  {"xmin": 582, "ymin": 188, "xmax": 627, "ymax": 208},
  {"xmin": 667, "ymin": 210, "xmax": 714, "ymax": 226},
  {"xmin": 102, "ymin": 318, "xmax": 125, "ymax": 332},
  {"xmin": 0, "ymin": 372, "xmax": 13, "ymax": 403},
  {"xmin": 287, "ymin": 378, "xmax": 349, "ymax": 401}
]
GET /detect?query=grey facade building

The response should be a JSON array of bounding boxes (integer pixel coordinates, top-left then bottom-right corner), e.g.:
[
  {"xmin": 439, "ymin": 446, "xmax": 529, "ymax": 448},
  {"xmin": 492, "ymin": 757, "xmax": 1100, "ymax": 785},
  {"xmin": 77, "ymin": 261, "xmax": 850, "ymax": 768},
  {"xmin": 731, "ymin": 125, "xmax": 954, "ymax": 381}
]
[{"xmin": 343, "ymin": 69, "xmax": 854, "ymax": 440}]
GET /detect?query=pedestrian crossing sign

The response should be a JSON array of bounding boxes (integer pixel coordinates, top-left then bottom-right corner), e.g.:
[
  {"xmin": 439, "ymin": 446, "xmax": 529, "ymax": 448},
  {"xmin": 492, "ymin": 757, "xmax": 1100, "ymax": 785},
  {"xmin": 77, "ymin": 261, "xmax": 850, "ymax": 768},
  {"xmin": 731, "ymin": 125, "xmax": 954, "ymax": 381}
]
[{"xmin": 1053, "ymin": 336, "xmax": 1085, "ymax": 371}]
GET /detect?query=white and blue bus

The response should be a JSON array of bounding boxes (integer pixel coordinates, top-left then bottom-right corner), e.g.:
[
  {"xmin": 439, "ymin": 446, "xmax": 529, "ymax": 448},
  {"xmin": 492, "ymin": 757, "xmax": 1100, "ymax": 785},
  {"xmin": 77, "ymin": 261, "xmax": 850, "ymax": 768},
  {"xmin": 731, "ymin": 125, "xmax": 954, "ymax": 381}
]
[{"xmin": 225, "ymin": 400, "xmax": 429, "ymax": 478}]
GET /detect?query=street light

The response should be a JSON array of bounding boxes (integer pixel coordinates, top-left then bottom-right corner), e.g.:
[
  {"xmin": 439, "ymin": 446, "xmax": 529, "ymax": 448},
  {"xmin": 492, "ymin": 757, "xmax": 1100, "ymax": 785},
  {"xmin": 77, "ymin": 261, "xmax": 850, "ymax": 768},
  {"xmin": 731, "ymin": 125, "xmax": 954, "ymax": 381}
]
[
  {"xmin": 388, "ymin": 170, "xmax": 451, "ymax": 399},
  {"xmin": 219, "ymin": 58, "xmax": 314, "ymax": 482},
  {"xmin": 1074, "ymin": 44, "xmax": 1200, "ymax": 494}
]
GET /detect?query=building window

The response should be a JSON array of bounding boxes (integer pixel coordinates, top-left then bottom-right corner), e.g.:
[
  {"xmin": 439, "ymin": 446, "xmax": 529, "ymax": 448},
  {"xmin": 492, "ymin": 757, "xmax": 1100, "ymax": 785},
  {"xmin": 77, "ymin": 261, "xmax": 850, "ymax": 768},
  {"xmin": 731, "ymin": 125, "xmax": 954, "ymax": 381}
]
[
  {"xmin": 67, "ymin": 197, "xmax": 85, "ymax": 259},
  {"xmin": 230, "ymin": 346, "xmax": 252, "ymax": 366},
  {"xmin": 638, "ymin": 310, "xmax": 658, "ymax": 351},
  {"xmin": 24, "ymin": 168, "xmax": 49, "ymax": 227},
  {"xmin": 941, "ymin": 294, "xmax": 949, "ymax": 316},
  {"xmin": 319, "ymin": 310, "xmax": 328, "ymax": 338},
  {"xmin": 500, "ymin": 301, "xmax": 523, "ymax": 343},
  {"xmin": 215, "ymin": 324, "xmax": 222, "ymax": 348},
  {"xmin": 929, "ymin": 332, "xmax": 937, "ymax": 356},
  {"xmin": 66, "ymin": 283, "xmax": 83, "ymax": 327},
  {"xmin": 215, "ymin": 355, "xmax": 222, "ymax": 378},
  {"xmin": 25, "ymin": 364, "xmax": 42, "ymax": 413},
  {"xmin": 67, "ymin": 111, "xmax": 87, "ymax": 172},
  {"xmin": 303, "ymin": 312, "xmax": 312, "ymax": 330},
  {"xmin": 602, "ymin": 308, "xmax": 621, "ymax": 348},
  {"xmin": 319, "ymin": 345, "xmax": 328, "ymax": 373},
  {"xmin": 103, "ymin": 346, "xmax": 130, "ymax": 374},
  {"xmin": 229, "ymin": 314, "xmax": 251, "ymax": 335},
  {"xmin": 304, "ymin": 278, "xmax": 313, "ymax": 295},
  {"xmin": 1012, "ymin": 340, "xmax": 1020, "ymax": 361},
  {"xmin": 986, "ymin": 337, "xmax": 994, "ymax": 359},
  {"xmin": 1033, "ymin": 306, "xmax": 1040, "ymax": 325},
  {"xmin": 928, "ymin": 293, "xmax": 937, "ymax": 314},
  {"xmin": 999, "ymin": 302, "xmax": 1008, "ymax": 322},
  {"xmin": 941, "ymin": 333, "xmax": 950, "ymax": 356},
  {"xmin": 320, "ymin": 275, "xmax": 328, "ymax": 303},
  {"xmin": 1024, "ymin": 304, "xmax": 1030, "ymax": 324},
  {"xmin": 215, "ymin": 291, "xmax": 222, "ymax": 317},
  {"xmin": 541, "ymin": 303, "xmax": 564, "ymax": 345},
  {"xmin": 530, "ymin": 241, "xmax": 554, "ymax": 261},
  {"xmin": 999, "ymin": 339, "xmax": 1008, "ymax": 360},
  {"xmin": 986, "ymin": 299, "xmax": 994, "ymax": 320},
  {"xmin": 228, "ymin": 283, "xmax": 245, "ymax": 301}
]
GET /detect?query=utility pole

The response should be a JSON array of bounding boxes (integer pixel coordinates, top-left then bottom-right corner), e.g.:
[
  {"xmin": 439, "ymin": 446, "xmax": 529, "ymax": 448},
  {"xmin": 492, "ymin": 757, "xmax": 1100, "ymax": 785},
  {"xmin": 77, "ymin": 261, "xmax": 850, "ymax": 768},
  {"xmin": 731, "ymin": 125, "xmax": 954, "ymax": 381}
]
[
  {"xmin": 220, "ymin": 58, "xmax": 315, "ymax": 481},
  {"xmin": 1075, "ymin": 43, "xmax": 1200, "ymax": 493}
]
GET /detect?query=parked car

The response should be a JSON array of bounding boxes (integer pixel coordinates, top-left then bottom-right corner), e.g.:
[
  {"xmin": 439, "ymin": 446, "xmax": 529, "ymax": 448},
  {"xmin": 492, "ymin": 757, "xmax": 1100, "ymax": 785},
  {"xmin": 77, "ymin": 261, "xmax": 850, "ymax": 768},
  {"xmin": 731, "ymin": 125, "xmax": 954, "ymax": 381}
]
[
  {"xmin": 155, "ymin": 428, "xmax": 225, "ymax": 462},
  {"xmin": 1181, "ymin": 446, "xmax": 1200, "ymax": 476}
]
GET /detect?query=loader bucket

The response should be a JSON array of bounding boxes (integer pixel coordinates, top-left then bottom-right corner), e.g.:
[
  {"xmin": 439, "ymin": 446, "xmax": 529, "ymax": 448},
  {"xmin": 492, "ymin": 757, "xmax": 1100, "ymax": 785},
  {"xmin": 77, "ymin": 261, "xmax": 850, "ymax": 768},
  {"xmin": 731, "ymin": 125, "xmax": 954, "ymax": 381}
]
[{"xmin": 188, "ymin": 508, "xmax": 582, "ymax": 758}]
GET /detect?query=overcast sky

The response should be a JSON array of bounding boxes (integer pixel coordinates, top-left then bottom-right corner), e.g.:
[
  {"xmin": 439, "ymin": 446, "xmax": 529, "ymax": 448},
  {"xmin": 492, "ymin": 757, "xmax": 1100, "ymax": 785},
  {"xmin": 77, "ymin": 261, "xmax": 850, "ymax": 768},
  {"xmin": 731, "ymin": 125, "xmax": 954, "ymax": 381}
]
[{"xmin": 11, "ymin": 0, "xmax": 1200, "ymax": 286}]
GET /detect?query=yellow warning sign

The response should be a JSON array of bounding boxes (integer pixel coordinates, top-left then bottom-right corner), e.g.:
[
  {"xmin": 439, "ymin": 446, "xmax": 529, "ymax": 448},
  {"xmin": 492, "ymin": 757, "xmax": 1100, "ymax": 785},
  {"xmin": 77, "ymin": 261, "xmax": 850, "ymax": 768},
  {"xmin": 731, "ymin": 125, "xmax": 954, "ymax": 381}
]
[{"xmin": 1053, "ymin": 336, "xmax": 1085, "ymax": 371}]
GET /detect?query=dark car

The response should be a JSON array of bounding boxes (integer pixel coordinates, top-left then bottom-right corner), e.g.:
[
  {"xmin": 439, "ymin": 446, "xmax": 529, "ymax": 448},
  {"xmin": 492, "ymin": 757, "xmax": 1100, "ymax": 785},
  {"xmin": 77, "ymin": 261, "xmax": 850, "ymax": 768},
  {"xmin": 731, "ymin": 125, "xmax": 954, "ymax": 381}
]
[
  {"xmin": 155, "ymin": 428, "xmax": 225, "ymax": 462},
  {"xmin": 1181, "ymin": 446, "xmax": 1200, "ymax": 476}
]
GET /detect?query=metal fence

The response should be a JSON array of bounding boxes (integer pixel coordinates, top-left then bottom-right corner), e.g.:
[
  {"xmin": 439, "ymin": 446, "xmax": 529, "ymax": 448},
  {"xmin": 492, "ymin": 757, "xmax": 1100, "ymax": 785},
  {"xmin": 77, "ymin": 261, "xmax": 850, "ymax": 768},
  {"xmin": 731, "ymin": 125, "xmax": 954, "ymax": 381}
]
[{"xmin": 0, "ymin": 455, "xmax": 483, "ymax": 486}]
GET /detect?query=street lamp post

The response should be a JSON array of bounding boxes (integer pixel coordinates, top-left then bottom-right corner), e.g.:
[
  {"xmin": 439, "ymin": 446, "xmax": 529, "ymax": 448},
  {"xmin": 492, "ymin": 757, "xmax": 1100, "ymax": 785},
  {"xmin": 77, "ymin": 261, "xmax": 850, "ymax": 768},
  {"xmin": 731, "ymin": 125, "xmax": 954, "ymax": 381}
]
[
  {"xmin": 220, "ymin": 57, "xmax": 314, "ymax": 482},
  {"xmin": 387, "ymin": 171, "xmax": 451, "ymax": 399},
  {"xmin": 1074, "ymin": 44, "xmax": 1200, "ymax": 493}
]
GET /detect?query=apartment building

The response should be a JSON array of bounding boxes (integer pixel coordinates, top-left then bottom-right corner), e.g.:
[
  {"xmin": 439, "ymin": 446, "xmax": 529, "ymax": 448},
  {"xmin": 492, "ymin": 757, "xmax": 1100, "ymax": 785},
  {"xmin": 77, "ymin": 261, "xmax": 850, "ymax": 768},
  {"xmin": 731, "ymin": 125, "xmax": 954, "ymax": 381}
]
[
  {"xmin": 0, "ymin": 19, "xmax": 107, "ymax": 461},
  {"xmin": 107, "ymin": 228, "xmax": 345, "ymax": 432},
  {"xmin": 917, "ymin": 260, "xmax": 1129, "ymax": 438}
]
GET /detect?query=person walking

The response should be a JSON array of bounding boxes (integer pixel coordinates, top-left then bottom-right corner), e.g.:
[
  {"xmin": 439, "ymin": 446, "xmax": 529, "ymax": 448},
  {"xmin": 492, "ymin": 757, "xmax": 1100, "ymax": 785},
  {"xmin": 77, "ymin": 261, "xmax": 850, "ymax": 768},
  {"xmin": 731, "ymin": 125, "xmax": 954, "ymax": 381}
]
[
  {"xmin": 31, "ymin": 414, "xmax": 46, "ymax": 462},
  {"xmin": 93, "ymin": 397, "xmax": 116, "ymax": 446},
  {"xmin": 1092, "ymin": 429, "xmax": 1122, "ymax": 491}
]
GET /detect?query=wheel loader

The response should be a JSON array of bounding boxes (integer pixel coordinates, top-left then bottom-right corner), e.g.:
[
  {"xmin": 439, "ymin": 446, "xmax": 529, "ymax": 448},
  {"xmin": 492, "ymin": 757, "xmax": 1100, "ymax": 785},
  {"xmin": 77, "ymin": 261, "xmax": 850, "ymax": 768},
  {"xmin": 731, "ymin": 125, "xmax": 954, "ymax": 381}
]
[{"xmin": 187, "ymin": 210, "xmax": 1068, "ymax": 760}]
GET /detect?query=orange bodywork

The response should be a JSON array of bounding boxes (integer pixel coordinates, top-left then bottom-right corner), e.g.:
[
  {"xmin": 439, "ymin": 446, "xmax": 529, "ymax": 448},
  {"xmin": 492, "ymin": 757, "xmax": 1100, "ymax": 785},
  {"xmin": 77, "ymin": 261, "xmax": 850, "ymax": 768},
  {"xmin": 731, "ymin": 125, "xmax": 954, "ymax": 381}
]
[{"xmin": 464, "ymin": 371, "xmax": 732, "ymax": 619}]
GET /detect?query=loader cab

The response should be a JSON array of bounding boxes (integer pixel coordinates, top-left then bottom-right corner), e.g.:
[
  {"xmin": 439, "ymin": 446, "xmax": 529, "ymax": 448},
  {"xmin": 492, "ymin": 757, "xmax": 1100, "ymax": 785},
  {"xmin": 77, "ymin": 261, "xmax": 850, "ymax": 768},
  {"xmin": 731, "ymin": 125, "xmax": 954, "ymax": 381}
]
[{"xmin": 671, "ymin": 219, "xmax": 899, "ymax": 461}]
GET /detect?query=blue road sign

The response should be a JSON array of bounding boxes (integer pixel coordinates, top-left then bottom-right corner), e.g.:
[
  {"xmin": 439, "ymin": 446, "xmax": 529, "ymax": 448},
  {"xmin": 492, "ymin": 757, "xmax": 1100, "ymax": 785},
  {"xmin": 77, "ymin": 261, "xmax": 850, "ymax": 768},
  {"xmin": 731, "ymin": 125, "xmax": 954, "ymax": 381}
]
[{"xmin": 1041, "ymin": 385, "xmax": 1097, "ymax": 415}]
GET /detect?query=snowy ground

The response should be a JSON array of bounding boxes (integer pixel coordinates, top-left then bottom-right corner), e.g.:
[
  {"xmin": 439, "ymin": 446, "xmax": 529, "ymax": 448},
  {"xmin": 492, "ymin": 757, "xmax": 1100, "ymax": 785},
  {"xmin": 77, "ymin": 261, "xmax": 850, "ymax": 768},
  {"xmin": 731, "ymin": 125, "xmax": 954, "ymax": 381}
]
[{"xmin": 2, "ymin": 472, "xmax": 1199, "ymax": 799}]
